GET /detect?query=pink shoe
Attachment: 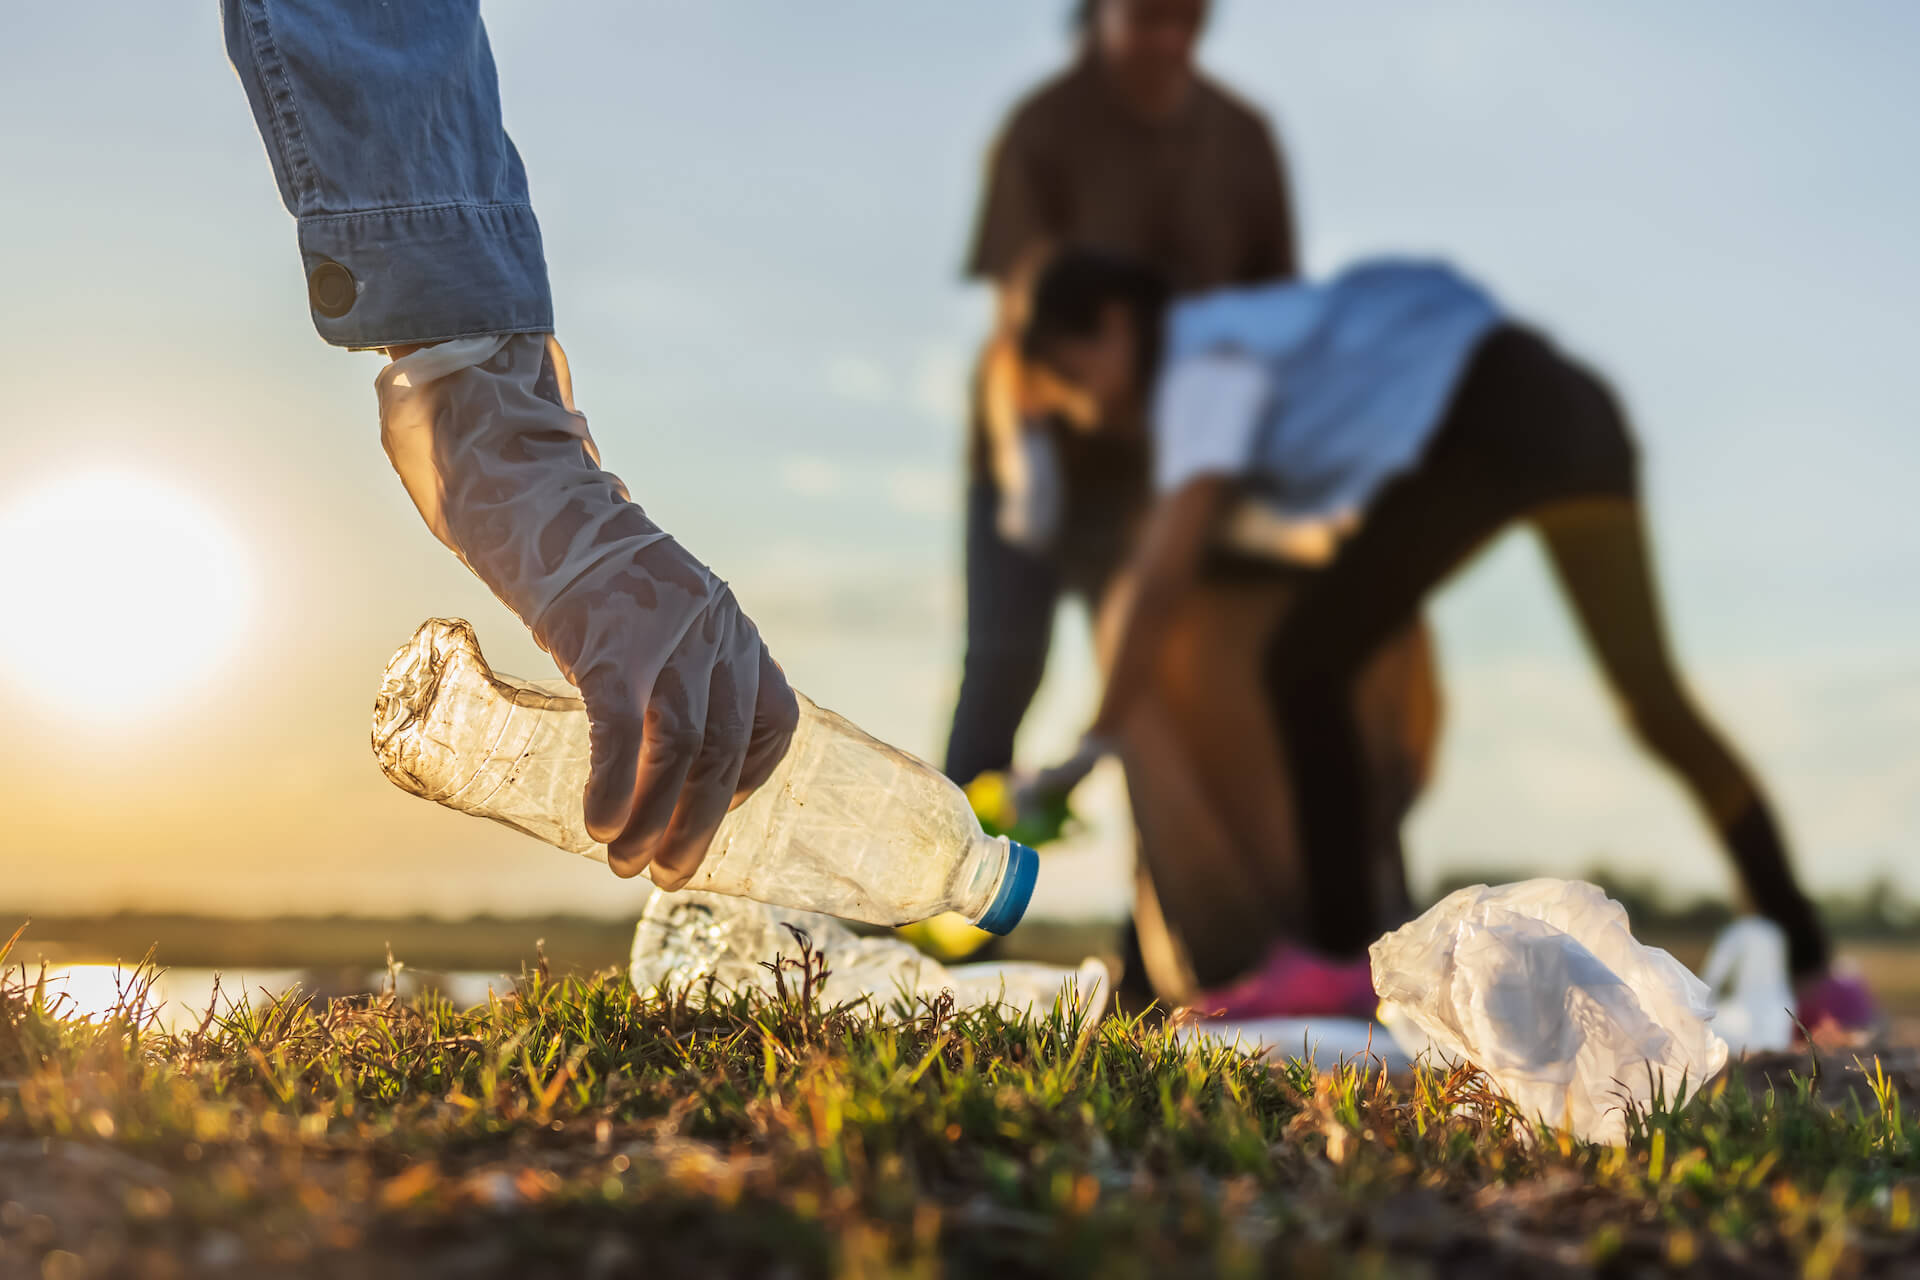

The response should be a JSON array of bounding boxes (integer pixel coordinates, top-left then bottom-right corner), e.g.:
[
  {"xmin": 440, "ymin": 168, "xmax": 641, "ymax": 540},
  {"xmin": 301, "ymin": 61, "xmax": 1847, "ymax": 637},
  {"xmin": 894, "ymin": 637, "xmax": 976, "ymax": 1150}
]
[
  {"xmin": 1182, "ymin": 942, "xmax": 1378, "ymax": 1022},
  {"xmin": 1794, "ymin": 968, "xmax": 1880, "ymax": 1041}
]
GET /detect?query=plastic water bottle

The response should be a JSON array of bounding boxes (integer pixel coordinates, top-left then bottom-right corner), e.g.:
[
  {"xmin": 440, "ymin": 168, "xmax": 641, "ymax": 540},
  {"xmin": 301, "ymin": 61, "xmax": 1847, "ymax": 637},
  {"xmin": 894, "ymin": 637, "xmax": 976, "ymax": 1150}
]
[
  {"xmin": 370, "ymin": 618, "xmax": 1038, "ymax": 933},
  {"xmin": 630, "ymin": 889, "xmax": 1107, "ymax": 1021}
]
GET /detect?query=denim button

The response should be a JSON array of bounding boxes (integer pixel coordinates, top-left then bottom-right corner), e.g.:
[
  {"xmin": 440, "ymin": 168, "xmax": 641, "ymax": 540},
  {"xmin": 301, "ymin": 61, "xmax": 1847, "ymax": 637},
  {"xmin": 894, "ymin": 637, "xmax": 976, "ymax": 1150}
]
[{"xmin": 308, "ymin": 260, "xmax": 356, "ymax": 318}]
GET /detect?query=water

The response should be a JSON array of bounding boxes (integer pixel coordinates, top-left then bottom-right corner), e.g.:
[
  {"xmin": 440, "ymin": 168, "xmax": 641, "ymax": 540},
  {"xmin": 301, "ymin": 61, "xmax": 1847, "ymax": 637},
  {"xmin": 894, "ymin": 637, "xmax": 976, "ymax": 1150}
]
[{"xmin": 28, "ymin": 964, "xmax": 514, "ymax": 1034}]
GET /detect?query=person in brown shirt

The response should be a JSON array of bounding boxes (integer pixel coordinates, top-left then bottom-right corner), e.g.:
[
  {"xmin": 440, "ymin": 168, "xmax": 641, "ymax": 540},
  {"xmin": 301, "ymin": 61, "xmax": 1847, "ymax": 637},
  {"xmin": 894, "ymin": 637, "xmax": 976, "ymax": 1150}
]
[
  {"xmin": 943, "ymin": 0, "xmax": 1440, "ymax": 1003},
  {"xmin": 966, "ymin": 14, "xmax": 1297, "ymax": 296},
  {"xmin": 949, "ymin": 0, "xmax": 1296, "ymax": 785}
]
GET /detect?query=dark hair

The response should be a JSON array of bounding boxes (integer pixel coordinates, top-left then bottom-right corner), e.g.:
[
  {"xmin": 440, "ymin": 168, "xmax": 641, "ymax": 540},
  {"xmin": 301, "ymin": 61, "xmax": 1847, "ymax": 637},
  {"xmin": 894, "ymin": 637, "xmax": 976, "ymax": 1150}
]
[
  {"xmin": 1073, "ymin": 1, "xmax": 1217, "ymax": 37},
  {"xmin": 1019, "ymin": 246, "xmax": 1171, "ymax": 381}
]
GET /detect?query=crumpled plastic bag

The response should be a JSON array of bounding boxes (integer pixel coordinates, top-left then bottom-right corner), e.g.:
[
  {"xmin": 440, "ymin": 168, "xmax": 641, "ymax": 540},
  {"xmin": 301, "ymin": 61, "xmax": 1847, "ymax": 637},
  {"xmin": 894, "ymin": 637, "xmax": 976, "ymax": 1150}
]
[
  {"xmin": 1698, "ymin": 917, "xmax": 1795, "ymax": 1054},
  {"xmin": 1370, "ymin": 879, "xmax": 1728, "ymax": 1144},
  {"xmin": 630, "ymin": 889, "xmax": 1108, "ymax": 1024}
]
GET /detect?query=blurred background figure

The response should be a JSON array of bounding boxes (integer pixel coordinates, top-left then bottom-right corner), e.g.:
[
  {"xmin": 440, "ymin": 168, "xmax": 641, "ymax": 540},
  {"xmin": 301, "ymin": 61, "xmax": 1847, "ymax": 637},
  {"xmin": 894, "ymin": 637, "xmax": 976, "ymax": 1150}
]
[
  {"xmin": 1014, "ymin": 248, "xmax": 1876, "ymax": 1032},
  {"xmin": 950, "ymin": 0, "xmax": 1292, "ymax": 786},
  {"xmin": 946, "ymin": 0, "xmax": 1440, "ymax": 1002}
]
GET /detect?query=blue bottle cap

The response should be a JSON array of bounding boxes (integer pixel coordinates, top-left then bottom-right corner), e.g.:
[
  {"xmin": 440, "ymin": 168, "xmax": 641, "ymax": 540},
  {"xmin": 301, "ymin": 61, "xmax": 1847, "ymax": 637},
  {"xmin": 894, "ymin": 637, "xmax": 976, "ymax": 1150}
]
[{"xmin": 973, "ymin": 839, "xmax": 1039, "ymax": 936}]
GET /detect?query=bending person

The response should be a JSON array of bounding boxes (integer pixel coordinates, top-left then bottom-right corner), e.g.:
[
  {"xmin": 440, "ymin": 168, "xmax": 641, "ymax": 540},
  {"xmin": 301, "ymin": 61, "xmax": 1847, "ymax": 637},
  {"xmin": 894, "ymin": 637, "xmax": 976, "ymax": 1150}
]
[
  {"xmin": 954, "ymin": 0, "xmax": 1441, "ymax": 1001},
  {"xmin": 222, "ymin": 1, "xmax": 797, "ymax": 886},
  {"xmin": 1014, "ymin": 247, "xmax": 1873, "ymax": 1032}
]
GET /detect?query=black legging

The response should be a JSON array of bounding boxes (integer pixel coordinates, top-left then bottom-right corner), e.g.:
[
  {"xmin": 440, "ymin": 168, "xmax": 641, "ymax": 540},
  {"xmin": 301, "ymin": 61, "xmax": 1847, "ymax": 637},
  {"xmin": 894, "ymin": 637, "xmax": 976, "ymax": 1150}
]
[{"xmin": 1265, "ymin": 326, "xmax": 1831, "ymax": 975}]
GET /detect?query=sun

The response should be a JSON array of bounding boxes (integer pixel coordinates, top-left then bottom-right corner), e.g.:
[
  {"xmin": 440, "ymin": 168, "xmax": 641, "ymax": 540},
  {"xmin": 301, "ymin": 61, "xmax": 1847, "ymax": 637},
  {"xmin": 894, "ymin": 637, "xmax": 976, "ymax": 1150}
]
[{"xmin": 0, "ymin": 470, "xmax": 251, "ymax": 722}]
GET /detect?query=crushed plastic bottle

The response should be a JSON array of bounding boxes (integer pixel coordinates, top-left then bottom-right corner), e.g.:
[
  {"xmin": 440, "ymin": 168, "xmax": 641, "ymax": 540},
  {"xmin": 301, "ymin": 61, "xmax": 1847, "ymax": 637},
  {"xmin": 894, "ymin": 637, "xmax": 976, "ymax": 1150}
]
[
  {"xmin": 1173, "ymin": 1016, "xmax": 1416, "ymax": 1073},
  {"xmin": 629, "ymin": 889, "xmax": 1108, "ymax": 1021},
  {"xmin": 1371, "ymin": 879, "xmax": 1728, "ymax": 1145},
  {"xmin": 372, "ymin": 619, "xmax": 1038, "ymax": 933}
]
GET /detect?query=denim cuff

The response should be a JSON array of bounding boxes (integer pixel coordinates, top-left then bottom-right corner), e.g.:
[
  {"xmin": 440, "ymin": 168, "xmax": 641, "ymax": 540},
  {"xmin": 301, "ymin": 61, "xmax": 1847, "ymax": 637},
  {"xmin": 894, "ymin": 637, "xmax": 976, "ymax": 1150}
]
[{"xmin": 296, "ymin": 201, "xmax": 553, "ymax": 349}]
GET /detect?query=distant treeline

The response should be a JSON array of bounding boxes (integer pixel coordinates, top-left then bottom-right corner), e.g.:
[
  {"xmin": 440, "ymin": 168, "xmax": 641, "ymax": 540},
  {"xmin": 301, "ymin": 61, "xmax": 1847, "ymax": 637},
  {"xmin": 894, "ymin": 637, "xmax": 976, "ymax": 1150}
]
[
  {"xmin": 6, "ymin": 874, "xmax": 1914, "ymax": 973},
  {"xmin": 1, "ymin": 911, "xmax": 1116, "ymax": 973},
  {"xmin": 1433, "ymin": 869, "xmax": 1920, "ymax": 940}
]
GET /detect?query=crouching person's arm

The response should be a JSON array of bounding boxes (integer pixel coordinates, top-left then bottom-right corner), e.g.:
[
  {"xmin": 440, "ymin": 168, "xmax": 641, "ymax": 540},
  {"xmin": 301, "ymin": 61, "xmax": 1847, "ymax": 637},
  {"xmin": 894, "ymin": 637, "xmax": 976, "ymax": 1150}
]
[
  {"xmin": 1023, "ymin": 477, "xmax": 1232, "ymax": 808},
  {"xmin": 1090, "ymin": 476, "xmax": 1232, "ymax": 741}
]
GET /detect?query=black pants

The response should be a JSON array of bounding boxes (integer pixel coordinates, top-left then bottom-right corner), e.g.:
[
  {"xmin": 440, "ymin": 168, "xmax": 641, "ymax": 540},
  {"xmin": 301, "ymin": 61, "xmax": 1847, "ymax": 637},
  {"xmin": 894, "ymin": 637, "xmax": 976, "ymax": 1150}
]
[
  {"xmin": 945, "ymin": 427, "xmax": 1145, "ymax": 783},
  {"xmin": 1266, "ymin": 326, "xmax": 1831, "ymax": 975},
  {"xmin": 944, "ymin": 477, "xmax": 1061, "ymax": 785},
  {"xmin": 946, "ymin": 445, "xmax": 1147, "ymax": 997}
]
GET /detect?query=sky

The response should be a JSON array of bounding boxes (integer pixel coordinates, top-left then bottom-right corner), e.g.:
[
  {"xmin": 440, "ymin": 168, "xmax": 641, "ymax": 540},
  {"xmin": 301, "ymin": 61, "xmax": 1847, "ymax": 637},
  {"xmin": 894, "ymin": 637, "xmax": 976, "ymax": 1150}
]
[{"xmin": 0, "ymin": 1, "xmax": 1915, "ymax": 923}]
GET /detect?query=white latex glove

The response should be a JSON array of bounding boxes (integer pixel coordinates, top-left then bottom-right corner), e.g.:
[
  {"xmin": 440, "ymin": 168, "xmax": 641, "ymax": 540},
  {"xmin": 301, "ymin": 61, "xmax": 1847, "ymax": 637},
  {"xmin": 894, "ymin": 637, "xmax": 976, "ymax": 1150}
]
[
  {"xmin": 375, "ymin": 333, "xmax": 798, "ymax": 886},
  {"xmin": 1012, "ymin": 732, "xmax": 1114, "ymax": 816},
  {"xmin": 993, "ymin": 424, "xmax": 1064, "ymax": 553}
]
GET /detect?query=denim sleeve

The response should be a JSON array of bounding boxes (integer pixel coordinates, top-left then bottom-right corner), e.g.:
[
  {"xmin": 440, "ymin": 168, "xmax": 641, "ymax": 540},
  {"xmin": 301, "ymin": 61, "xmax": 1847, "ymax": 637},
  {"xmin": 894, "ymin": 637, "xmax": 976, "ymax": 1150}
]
[{"xmin": 223, "ymin": 0, "xmax": 554, "ymax": 348}]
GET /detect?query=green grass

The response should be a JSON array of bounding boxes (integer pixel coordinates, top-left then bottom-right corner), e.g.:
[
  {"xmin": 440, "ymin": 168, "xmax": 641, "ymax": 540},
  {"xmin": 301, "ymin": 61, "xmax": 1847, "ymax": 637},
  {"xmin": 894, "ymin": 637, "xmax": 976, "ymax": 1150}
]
[{"xmin": 3, "ymin": 922, "xmax": 1919, "ymax": 1279}]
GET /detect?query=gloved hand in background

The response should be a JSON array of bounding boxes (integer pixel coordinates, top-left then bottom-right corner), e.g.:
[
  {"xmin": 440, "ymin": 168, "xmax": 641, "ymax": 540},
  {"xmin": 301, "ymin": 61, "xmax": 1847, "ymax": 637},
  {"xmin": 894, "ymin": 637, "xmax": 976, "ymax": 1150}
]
[
  {"xmin": 1008, "ymin": 731, "xmax": 1115, "ymax": 831},
  {"xmin": 376, "ymin": 333, "xmax": 798, "ymax": 887}
]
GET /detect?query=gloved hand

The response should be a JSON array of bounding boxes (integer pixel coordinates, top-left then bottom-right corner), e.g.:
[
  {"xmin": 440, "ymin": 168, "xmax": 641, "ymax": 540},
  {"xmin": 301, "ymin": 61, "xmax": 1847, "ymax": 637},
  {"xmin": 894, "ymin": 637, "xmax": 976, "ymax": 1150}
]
[
  {"xmin": 1012, "ymin": 731, "xmax": 1115, "ymax": 819},
  {"xmin": 375, "ymin": 334, "xmax": 798, "ymax": 886},
  {"xmin": 993, "ymin": 424, "xmax": 1064, "ymax": 553}
]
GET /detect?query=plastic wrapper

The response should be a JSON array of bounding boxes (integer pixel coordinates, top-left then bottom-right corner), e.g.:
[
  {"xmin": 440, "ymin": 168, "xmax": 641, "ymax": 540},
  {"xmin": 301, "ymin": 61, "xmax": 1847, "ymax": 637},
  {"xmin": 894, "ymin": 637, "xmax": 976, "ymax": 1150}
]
[
  {"xmin": 1173, "ymin": 1016, "xmax": 1415, "ymax": 1072},
  {"xmin": 1370, "ymin": 879, "xmax": 1728, "ymax": 1144},
  {"xmin": 1699, "ymin": 917, "xmax": 1795, "ymax": 1054},
  {"xmin": 629, "ymin": 889, "xmax": 1107, "ymax": 1023}
]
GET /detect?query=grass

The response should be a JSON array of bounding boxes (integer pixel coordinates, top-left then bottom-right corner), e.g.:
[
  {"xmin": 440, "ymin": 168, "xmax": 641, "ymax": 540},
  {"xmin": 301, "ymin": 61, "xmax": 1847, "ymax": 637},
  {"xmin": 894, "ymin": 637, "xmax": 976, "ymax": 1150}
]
[{"xmin": 4, "ymin": 922, "xmax": 1920, "ymax": 1279}]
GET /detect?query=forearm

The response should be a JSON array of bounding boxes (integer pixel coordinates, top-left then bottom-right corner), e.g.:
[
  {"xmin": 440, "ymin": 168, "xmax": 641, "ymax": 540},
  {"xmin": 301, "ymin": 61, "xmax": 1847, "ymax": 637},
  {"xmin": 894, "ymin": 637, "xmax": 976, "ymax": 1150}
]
[
  {"xmin": 1087, "ymin": 481, "xmax": 1229, "ymax": 739},
  {"xmin": 225, "ymin": 9, "xmax": 791, "ymax": 869},
  {"xmin": 1088, "ymin": 577, "xmax": 1176, "ymax": 740},
  {"xmin": 376, "ymin": 333, "xmax": 793, "ymax": 872},
  {"xmin": 376, "ymin": 335, "xmax": 715, "ymax": 669},
  {"xmin": 224, "ymin": 0, "xmax": 551, "ymax": 347},
  {"xmin": 980, "ymin": 334, "xmax": 1027, "ymax": 485}
]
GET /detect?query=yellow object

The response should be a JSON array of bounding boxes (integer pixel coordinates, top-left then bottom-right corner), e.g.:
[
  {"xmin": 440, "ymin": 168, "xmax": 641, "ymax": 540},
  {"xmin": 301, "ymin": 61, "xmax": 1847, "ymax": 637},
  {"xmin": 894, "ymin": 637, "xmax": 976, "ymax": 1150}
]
[
  {"xmin": 896, "ymin": 913, "xmax": 996, "ymax": 962},
  {"xmin": 965, "ymin": 772, "xmax": 1015, "ymax": 831},
  {"xmin": 896, "ymin": 770, "xmax": 1063, "ymax": 959},
  {"xmin": 886, "ymin": 773, "xmax": 1019, "ymax": 958},
  {"xmin": 965, "ymin": 768, "xmax": 1073, "ymax": 847}
]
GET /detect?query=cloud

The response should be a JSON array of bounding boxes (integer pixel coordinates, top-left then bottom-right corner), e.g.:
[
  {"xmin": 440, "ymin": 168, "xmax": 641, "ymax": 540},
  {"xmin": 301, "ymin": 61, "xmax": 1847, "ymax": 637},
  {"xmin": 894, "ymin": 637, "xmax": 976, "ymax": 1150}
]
[
  {"xmin": 775, "ymin": 456, "xmax": 959, "ymax": 521},
  {"xmin": 885, "ymin": 465, "xmax": 958, "ymax": 519},
  {"xmin": 909, "ymin": 343, "xmax": 969, "ymax": 425},
  {"xmin": 822, "ymin": 344, "xmax": 971, "ymax": 425},
  {"xmin": 824, "ymin": 355, "xmax": 895, "ymax": 406},
  {"xmin": 778, "ymin": 456, "xmax": 843, "ymax": 498},
  {"xmin": 1407, "ymin": 651, "xmax": 1920, "ymax": 896}
]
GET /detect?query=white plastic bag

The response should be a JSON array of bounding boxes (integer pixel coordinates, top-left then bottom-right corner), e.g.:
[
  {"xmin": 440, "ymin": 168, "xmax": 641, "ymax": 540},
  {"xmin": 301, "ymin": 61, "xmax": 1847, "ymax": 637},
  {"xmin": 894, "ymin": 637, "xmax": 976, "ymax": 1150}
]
[
  {"xmin": 629, "ymin": 889, "xmax": 1108, "ymax": 1024},
  {"xmin": 1369, "ymin": 879, "xmax": 1728, "ymax": 1145},
  {"xmin": 1699, "ymin": 917, "xmax": 1795, "ymax": 1054}
]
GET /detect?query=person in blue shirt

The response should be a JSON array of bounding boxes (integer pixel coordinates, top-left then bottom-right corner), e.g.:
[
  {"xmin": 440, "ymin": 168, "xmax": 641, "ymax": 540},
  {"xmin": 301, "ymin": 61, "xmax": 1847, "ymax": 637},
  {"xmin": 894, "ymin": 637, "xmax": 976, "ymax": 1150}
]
[
  {"xmin": 221, "ymin": 1, "xmax": 797, "ymax": 890},
  {"xmin": 1014, "ymin": 246, "xmax": 1874, "ymax": 1034}
]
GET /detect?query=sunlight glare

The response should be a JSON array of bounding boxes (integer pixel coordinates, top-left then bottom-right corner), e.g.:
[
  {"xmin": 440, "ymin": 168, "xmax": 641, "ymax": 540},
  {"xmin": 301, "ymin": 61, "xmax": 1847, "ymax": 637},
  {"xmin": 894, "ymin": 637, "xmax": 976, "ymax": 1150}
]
[{"xmin": 0, "ymin": 470, "xmax": 251, "ymax": 721}]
